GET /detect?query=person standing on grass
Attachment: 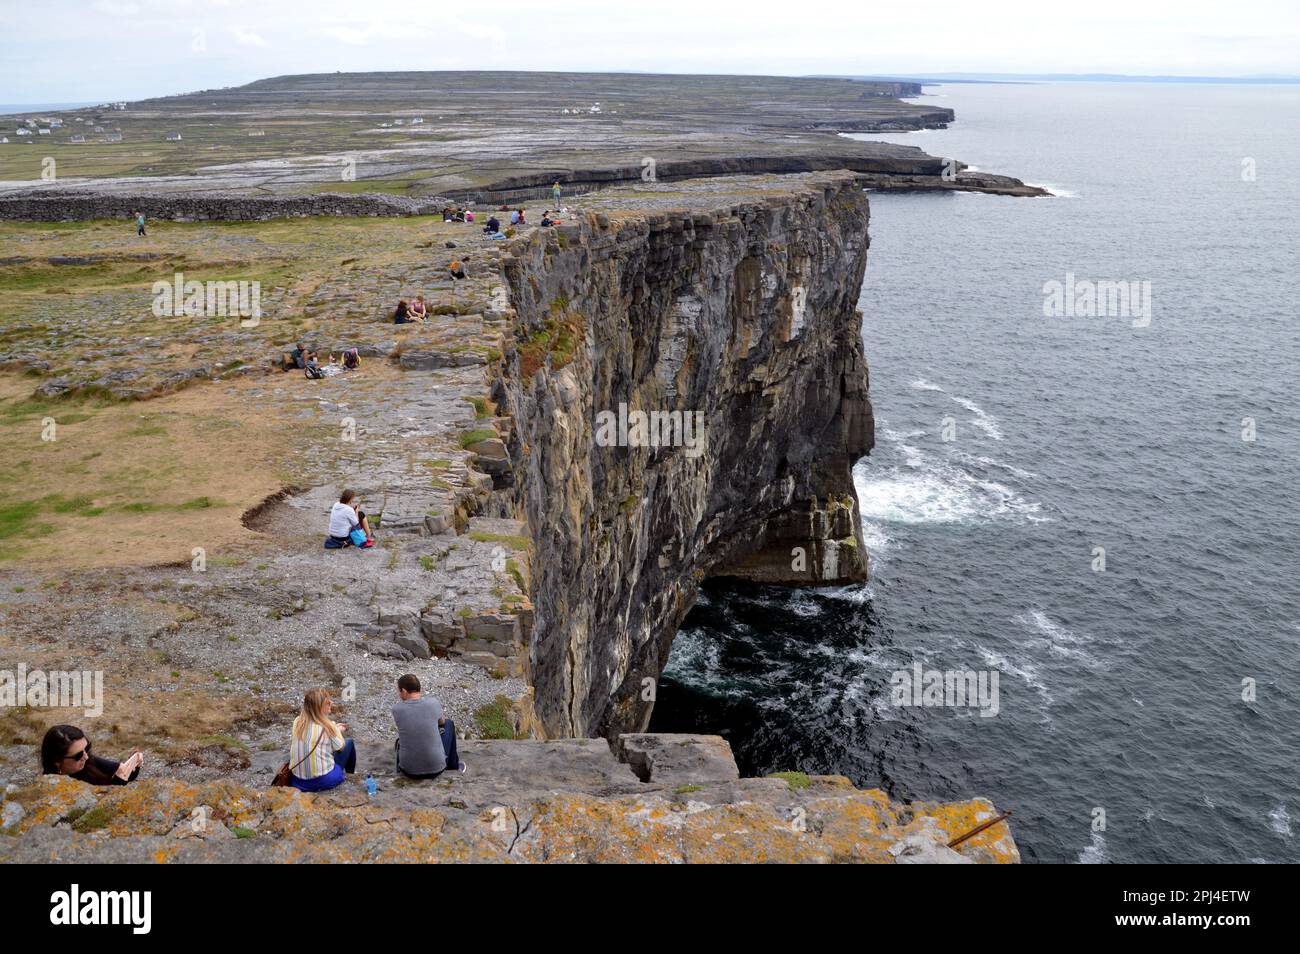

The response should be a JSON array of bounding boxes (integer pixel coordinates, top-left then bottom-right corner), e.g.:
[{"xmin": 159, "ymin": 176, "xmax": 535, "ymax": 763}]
[
  {"xmin": 391, "ymin": 673, "xmax": 465, "ymax": 778},
  {"xmin": 552, "ymin": 180, "xmax": 562, "ymax": 204},
  {"xmin": 287, "ymin": 688, "xmax": 357, "ymax": 792},
  {"xmin": 135, "ymin": 211, "xmax": 146, "ymax": 236}
]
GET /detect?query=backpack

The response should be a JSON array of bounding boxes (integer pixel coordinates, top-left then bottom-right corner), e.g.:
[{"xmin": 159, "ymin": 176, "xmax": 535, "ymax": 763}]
[{"xmin": 304, "ymin": 364, "xmax": 325, "ymax": 379}]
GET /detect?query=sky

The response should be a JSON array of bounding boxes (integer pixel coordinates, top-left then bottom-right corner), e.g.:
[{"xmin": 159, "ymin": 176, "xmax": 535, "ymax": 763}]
[{"xmin": 2, "ymin": 0, "xmax": 1299, "ymax": 103}]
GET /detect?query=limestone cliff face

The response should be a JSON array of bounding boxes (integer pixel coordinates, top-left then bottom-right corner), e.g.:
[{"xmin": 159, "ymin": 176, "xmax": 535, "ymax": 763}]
[{"xmin": 490, "ymin": 174, "xmax": 874, "ymax": 739}]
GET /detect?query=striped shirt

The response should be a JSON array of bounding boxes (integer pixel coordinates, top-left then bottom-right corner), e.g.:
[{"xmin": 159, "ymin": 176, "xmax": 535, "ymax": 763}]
[{"xmin": 289, "ymin": 722, "xmax": 344, "ymax": 780}]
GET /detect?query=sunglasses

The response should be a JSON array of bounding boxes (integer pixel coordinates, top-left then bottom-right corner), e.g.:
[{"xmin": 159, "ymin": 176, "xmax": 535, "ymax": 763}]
[{"xmin": 63, "ymin": 742, "xmax": 91, "ymax": 764}]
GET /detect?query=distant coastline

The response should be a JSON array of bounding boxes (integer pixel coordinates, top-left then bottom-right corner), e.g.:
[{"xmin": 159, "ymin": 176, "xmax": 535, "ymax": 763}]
[{"xmin": 834, "ymin": 73, "xmax": 1300, "ymax": 85}]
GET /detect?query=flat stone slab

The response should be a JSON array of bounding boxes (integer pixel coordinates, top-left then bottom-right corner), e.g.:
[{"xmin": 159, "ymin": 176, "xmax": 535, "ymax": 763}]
[{"xmin": 615, "ymin": 733, "xmax": 740, "ymax": 785}]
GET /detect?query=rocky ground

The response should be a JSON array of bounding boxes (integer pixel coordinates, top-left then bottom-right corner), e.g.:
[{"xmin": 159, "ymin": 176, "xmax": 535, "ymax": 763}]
[
  {"xmin": 0, "ymin": 71, "xmax": 1047, "ymax": 206},
  {"xmin": 0, "ymin": 735, "xmax": 1020, "ymax": 863},
  {"xmin": 0, "ymin": 175, "xmax": 1020, "ymax": 862}
]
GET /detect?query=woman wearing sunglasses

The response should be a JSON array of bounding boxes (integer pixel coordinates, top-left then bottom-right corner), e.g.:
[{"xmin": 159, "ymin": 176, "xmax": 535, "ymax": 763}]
[{"xmin": 40, "ymin": 725, "xmax": 142, "ymax": 786}]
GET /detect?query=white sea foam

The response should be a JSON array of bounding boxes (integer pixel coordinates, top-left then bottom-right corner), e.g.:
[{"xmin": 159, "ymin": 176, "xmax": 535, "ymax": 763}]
[
  {"xmin": 1016, "ymin": 610, "xmax": 1101, "ymax": 666},
  {"xmin": 1269, "ymin": 804, "xmax": 1292, "ymax": 838},
  {"xmin": 952, "ymin": 396, "xmax": 1004, "ymax": 440},
  {"xmin": 1027, "ymin": 181, "xmax": 1079, "ymax": 198},
  {"xmin": 976, "ymin": 646, "xmax": 1050, "ymax": 703},
  {"xmin": 786, "ymin": 590, "xmax": 824, "ymax": 618},
  {"xmin": 910, "ymin": 377, "xmax": 945, "ymax": 392},
  {"xmin": 855, "ymin": 461, "xmax": 1043, "ymax": 526},
  {"xmin": 1076, "ymin": 832, "xmax": 1109, "ymax": 864},
  {"xmin": 952, "ymin": 450, "xmax": 1039, "ymax": 481}
]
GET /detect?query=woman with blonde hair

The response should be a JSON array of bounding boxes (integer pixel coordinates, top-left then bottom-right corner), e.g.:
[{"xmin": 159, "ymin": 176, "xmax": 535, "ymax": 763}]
[{"xmin": 287, "ymin": 688, "xmax": 357, "ymax": 792}]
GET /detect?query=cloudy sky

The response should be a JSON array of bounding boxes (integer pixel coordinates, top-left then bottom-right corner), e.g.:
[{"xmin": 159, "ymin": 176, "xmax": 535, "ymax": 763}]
[{"xmin": 3, "ymin": 0, "xmax": 1299, "ymax": 103}]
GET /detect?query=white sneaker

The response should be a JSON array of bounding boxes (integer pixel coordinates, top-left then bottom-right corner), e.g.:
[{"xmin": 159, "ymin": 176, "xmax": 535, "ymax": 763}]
[{"xmin": 458, "ymin": 762, "xmax": 467, "ymax": 775}]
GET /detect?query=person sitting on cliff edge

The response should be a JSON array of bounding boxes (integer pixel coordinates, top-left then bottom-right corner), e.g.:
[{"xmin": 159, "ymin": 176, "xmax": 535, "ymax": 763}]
[
  {"xmin": 41, "ymin": 725, "xmax": 142, "ymax": 786},
  {"xmin": 391, "ymin": 673, "xmax": 464, "ymax": 778}
]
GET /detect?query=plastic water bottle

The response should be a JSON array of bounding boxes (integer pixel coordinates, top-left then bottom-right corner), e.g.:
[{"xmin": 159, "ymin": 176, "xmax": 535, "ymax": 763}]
[{"xmin": 365, "ymin": 773, "xmax": 377, "ymax": 797}]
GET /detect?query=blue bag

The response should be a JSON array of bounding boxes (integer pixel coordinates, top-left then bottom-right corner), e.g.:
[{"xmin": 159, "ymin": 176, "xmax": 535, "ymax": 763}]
[{"xmin": 349, "ymin": 527, "xmax": 368, "ymax": 547}]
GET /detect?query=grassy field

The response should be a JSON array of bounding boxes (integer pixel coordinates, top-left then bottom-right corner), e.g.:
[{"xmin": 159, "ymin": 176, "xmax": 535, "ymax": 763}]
[{"xmin": 0, "ymin": 212, "xmax": 508, "ymax": 567}]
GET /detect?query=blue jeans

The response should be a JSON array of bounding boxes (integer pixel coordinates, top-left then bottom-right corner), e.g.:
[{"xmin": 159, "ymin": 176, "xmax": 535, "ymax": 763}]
[{"xmin": 290, "ymin": 738, "xmax": 357, "ymax": 792}]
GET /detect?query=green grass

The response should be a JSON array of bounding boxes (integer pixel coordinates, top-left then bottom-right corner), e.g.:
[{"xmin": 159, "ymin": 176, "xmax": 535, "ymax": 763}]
[
  {"xmin": 70, "ymin": 805, "xmax": 112, "ymax": 833},
  {"xmin": 768, "ymin": 771, "xmax": 812, "ymax": 790},
  {"xmin": 673, "ymin": 784, "xmax": 704, "ymax": 795},
  {"xmin": 418, "ymin": 555, "xmax": 435, "ymax": 571},
  {"xmin": 473, "ymin": 695, "xmax": 517, "ymax": 740},
  {"xmin": 464, "ymin": 396, "xmax": 492, "ymax": 419},
  {"xmin": 467, "ymin": 531, "xmax": 529, "ymax": 551},
  {"xmin": 232, "ymin": 825, "xmax": 256, "ymax": 839},
  {"xmin": 457, "ymin": 428, "xmax": 497, "ymax": 449},
  {"xmin": 0, "ymin": 501, "xmax": 55, "ymax": 544},
  {"xmin": 505, "ymin": 558, "xmax": 526, "ymax": 592}
]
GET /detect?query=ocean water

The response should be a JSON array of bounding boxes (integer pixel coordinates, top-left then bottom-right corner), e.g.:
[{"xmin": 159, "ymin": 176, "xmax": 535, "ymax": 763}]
[{"xmin": 650, "ymin": 82, "xmax": 1300, "ymax": 863}]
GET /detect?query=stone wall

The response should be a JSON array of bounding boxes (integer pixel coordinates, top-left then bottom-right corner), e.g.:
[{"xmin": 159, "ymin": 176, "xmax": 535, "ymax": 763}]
[{"xmin": 0, "ymin": 190, "xmax": 447, "ymax": 222}]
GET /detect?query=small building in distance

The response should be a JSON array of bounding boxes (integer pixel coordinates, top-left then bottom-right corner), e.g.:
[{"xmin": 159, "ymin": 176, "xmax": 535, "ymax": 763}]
[
  {"xmin": 165, "ymin": 132, "xmax": 183, "ymax": 141},
  {"xmin": 37, "ymin": 127, "xmax": 51, "ymax": 135},
  {"xmin": 104, "ymin": 132, "xmax": 122, "ymax": 142},
  {"xmin": 70, "ymin": 134, "xmax": 86, "ymax": 143},
  {"xmin": 248, "ymin": 129, "xmax": 265, "ymax": 136},
  {"xmin": 16, "ymin": 128, "xmax": 32, "ymax": 136}
]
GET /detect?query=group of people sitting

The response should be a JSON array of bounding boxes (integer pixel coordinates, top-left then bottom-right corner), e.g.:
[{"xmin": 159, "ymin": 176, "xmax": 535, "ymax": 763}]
[
  {"xmin": 283, "ymin": 678, "xmax": 463, "ymax": 792},
  {"xmin": 39, "ymin": 675, "xmax": 465, "ymax": 795},
  {"xmin": 394, "ymin": 294, "xmax": 429, "ymax": 324},
  {"xmin": 280, "ymin": 342, "xmax": 361, "ymax": 378},
  {"xmin": 442, "ymin": 205, "xmax": 528, "ymax": 230}
]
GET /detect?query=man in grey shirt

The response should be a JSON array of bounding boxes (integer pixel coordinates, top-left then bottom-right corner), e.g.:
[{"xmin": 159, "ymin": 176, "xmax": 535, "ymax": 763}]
[{"xmin": 391, "ymin": 674, "xmax": 465, "ymax": 777}]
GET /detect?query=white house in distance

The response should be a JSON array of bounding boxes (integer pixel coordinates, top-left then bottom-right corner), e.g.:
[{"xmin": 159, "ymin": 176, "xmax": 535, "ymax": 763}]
[
  {"xmin": 70, "ymin": 134, "xmax": 86, "ymax": 143},
  {"xmin": 16, "ymin": 128, "xmax": 32, "ymax": 136},
  {"xmin": 37, "ymin": 127, "xmax": 51, "ymax": 135},
  {"xmin": 104, "ymin": 132, "xmax": 122, "ymax": 143},
  {"xmin": 248, "ymin": 129, "xmax": 265, "ymax": 136},
  {"xmin": 410, "ymin": 117, "xmax": 424, "ymax": 124},
  {"xmin": 165, "ymin": 132, "xmax": 182, "ymax": 141},
  {"xmin": 49, "ymin": 118, "xmax": 63, "ymax": 128},
  {"xmin": 0, "ymin": 137, "xmax": 8, "ymax": 144}
]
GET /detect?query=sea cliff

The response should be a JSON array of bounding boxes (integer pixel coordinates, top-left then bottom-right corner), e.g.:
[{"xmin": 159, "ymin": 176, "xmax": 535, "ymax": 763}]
[{"xmin": 490, "ymin": 174, "xmax": 873, "ymax": 738}]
